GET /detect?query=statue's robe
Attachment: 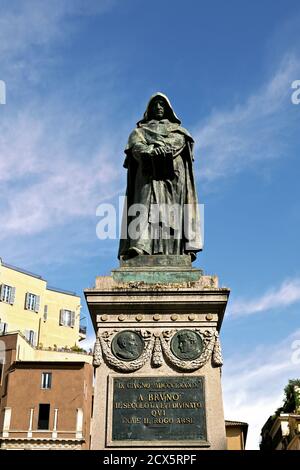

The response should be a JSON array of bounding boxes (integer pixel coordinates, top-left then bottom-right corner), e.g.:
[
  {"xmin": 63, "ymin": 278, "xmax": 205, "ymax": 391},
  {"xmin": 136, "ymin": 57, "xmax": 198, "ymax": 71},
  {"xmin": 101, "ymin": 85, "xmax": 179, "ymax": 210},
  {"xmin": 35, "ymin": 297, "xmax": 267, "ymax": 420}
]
[{"xmin": 118, "ymin": 94, "xmax": 203, "ymax": 259}]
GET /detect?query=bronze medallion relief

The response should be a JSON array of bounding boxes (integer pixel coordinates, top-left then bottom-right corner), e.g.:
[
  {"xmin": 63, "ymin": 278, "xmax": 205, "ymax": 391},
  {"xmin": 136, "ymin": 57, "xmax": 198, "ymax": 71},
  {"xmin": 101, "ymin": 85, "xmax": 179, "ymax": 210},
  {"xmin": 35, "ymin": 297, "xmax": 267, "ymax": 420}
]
[
  {"xmin": 112, "ymin": 331, "xmax": 144, "ymax": 361},
  {"xmin": 171, "ymin": 330, "xmax": 203, "ymax": 361}
]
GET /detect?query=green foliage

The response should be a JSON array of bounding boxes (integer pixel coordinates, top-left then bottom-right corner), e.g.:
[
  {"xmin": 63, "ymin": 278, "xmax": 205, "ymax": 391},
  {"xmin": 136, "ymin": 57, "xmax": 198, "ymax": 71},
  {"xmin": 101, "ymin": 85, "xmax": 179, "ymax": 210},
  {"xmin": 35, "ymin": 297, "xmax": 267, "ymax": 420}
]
[
  {"xmin": 70, "ymin": 344, "xmax": 87, "ymax": 353},
  {"xmin": 260, "ymin": 379, "xmax": 300, "ymax": 449},
  {"xmin": 273, "ymin": 379, "xmax": 300, "ymax": 417},
  {"xmin": 282, "ymin": 379, "xmax": 300, "ymax": 413}
]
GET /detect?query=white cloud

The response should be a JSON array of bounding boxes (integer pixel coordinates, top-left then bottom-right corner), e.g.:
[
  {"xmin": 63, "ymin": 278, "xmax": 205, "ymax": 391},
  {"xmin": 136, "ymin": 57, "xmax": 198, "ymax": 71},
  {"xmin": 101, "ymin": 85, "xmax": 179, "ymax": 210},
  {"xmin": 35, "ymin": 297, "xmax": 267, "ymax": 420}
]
[
  {"xmin": 0, "ymin": 94, "xmax": 126, "ymax": 240},
  {"xmin": 194, "ymin": 54, "xmax": 300, "ymax": 181},
  {"xmin": 0, "ymin": 0, "xmax": 118, "ymax": 89},
  {"xmin": 0, "ymin": 150, "xmax": 123, "ymax": 239},
  {"xmin": 229, "ymin": 278, "xmax": 300, "ymax": 317},
  {"xmin": 80, "ymin": 333, "xmax": 96, "ymax": 353},
  {"xmin": 0, "ymin": 0, "xmax": 116, "ymax": 61},
  {"xmin": 0, "ymin": 0, "xmax": 126, "ymax": 243},
  {"xmin": 223, "ymin": 329, "xmax": 300, "ymax": 449}
]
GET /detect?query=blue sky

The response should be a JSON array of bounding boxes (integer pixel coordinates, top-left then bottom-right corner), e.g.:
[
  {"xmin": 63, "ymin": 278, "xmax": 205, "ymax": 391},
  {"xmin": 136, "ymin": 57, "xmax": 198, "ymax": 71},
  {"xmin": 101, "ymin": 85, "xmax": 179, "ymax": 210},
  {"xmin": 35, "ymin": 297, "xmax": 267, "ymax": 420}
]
[{"xmin": 1, "ymin": 0, "xmax": 300, "ymax": 449}]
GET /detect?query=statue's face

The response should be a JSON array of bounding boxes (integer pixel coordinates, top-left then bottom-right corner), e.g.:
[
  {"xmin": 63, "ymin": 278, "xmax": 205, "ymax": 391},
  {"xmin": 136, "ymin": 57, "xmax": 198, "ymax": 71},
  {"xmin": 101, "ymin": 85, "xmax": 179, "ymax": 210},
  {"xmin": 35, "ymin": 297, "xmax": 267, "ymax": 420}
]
[
  {"xmin": 151, "ymin": 98, "xmax": 165, "ymax": 120},
  {"xmin": 178, "ymin": 334, "xmax": 196, "ymax": 353},
  {"xmin": 125, "ymin": 334, "xmax": 137, "ymax": 352},
  {"xmin": 121, "ymin": 333, "xmax": 138, "ymax": 353}
]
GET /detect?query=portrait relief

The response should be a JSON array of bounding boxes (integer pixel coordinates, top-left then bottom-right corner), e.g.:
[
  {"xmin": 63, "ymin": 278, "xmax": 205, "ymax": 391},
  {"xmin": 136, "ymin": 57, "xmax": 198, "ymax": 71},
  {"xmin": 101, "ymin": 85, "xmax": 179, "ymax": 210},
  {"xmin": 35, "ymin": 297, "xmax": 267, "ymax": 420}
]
[
  {"xmin": 171, "ymin": 330, "xmax": 203, "ymax": 361},
  {"xmin": 111, "ymin": 331, "xmax": 144, "ymax": 361}
]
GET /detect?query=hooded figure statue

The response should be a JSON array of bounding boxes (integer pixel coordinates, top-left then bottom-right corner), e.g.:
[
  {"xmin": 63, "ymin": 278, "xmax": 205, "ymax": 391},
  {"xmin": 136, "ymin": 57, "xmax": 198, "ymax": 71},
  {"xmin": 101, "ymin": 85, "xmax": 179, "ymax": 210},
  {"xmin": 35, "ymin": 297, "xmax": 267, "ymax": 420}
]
[{"xmin": 118, "ymin": 92, "xmax": 203, "ymax": 260}]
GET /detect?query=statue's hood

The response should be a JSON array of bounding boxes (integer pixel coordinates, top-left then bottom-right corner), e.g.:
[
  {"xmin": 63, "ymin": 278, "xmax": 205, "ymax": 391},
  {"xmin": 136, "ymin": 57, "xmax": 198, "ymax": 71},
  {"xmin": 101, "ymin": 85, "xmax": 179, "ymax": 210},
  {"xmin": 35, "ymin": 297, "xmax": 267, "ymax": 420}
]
[{"xmin": 137, "ymin": 92, "xmax": 181, "ymax": 126}]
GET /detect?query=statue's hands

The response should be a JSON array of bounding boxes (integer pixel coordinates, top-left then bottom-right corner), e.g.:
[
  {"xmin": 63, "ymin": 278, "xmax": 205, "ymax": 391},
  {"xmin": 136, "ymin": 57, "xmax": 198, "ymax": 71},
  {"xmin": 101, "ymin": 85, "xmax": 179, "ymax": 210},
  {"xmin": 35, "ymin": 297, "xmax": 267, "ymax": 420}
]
[
  {"xmin": 151, "ymin": 146, "xmax": 174, "ymax": 157},
  {"xmin": 152, "ymin": 147, "xmax": 167, "ymax": 156}
]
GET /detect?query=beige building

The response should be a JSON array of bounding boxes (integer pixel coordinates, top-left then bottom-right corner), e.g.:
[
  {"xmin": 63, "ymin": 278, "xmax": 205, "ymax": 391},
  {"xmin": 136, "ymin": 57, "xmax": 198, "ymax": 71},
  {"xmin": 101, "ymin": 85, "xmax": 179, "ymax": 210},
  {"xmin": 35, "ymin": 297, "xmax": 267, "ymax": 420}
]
[
  {"xmin": 225, "ymin": 420, "xmax": 248, "ymax": 450},
  {"xmin": 0, "ymin": 332, "xmax": 93, "ymax": 450},
  {"xmin": 0, "ymin": 258, "xmax": 86, "ymax": 349},
  {"xmin": 0, "ymin": 260, "xmax": 93, "ymax": 450}
]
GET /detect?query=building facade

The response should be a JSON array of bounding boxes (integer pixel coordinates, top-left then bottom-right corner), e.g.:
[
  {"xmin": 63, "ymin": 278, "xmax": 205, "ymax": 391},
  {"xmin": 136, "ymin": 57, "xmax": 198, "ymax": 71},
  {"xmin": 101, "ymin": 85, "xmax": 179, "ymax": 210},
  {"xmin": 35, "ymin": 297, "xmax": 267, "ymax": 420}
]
[
  {"xmin": 260, "ymin": 382, "xmax": 300, "ymax": 450},
  {"xmin": 0, "ymin": 258, "xmax": 86, "ymax": 349},
  {"xmin": 0, "ymin": 333, "xmax": 93, "ymax": 450},
  {"xmin": 260, "ymin": 413, "xmax": 300, "ymax": 450},
  {"xmin": 225, "ymin": 420, "xmax": 248, "ymax": 450}
]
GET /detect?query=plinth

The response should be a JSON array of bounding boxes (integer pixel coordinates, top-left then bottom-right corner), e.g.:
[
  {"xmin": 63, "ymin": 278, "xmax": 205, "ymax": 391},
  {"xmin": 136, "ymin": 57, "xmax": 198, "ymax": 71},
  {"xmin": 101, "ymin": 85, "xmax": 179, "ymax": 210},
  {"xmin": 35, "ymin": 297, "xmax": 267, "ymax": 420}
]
[{"xmin": 84, "ymin": 255, "xmax": 230, "ymax": 449}]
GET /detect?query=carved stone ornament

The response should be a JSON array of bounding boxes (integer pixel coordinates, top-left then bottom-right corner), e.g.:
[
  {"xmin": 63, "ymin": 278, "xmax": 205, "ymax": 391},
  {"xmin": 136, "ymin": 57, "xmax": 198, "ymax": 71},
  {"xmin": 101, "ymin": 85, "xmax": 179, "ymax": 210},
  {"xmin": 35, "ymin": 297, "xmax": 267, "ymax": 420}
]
[
  {"xmin": 212, "ymin": 331, "xmax": 223, "ymax": 367},
  {"xmin": 95, "ymin": 328, "xmax": 223, "ymax": 372},
  {"xmin": 152, "ymin": 335, "xmax": 164, "ymax": 367},
  {"xmin": 93, "ymin": 336, "xmax": 102, "ymax": 367}
]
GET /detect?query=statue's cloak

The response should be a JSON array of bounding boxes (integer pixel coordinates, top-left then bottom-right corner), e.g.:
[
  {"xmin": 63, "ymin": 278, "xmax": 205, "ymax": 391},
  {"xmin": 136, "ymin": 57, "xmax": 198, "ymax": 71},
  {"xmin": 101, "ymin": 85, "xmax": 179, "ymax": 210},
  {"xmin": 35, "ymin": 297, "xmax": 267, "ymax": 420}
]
[{"xmin": 118, "ymin": 93, "xmax": 203, "ymax": 258}]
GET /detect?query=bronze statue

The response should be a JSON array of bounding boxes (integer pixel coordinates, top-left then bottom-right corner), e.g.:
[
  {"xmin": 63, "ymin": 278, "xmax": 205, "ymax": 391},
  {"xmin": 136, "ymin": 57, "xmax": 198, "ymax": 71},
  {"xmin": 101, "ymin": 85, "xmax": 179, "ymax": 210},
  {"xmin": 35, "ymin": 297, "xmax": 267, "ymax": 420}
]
[{"xmin": 118, "ymin": 93, "xmax": 202, "ymax": 261}]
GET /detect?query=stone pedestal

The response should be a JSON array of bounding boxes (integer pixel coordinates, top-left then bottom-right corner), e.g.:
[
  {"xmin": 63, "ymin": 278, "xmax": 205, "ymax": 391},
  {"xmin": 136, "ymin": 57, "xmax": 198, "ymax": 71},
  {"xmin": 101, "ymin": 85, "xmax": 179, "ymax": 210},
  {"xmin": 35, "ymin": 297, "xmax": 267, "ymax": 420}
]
[{"xmin": 84, "ymin": 256, "xmax": 230, "ymax": 450}]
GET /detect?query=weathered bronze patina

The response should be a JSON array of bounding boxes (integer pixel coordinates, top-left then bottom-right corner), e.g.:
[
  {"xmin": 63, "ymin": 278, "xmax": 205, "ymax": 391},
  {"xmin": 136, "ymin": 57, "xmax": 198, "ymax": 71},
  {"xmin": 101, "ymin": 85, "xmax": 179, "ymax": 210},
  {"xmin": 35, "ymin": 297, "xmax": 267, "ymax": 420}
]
[
  {"xmin": 111, "ymin": 331, "xmax": 144, "ymax": 361},
  {"xmin": 171, "ymin": 330, "xmax": 203, "ymax": 361},
  {"xmin": 112, "ymin": 376, "xmax": 207, "ymax": 442},
  {"xmin": 118, "ymin": 93, "xmax": 203, "ymax": 261}
]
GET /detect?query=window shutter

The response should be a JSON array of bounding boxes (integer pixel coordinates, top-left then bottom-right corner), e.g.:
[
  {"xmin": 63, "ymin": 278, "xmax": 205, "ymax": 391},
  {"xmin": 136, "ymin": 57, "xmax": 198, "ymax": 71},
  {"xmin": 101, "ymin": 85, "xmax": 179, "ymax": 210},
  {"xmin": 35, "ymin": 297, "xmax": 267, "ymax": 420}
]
[
  {"xmin": 9, "ymin": 287, "xmax": 16, "ymax": 305},
  {"xmin": 0, "ymin": 285, "xmax": 5, "ymax": 302},
  {"xmin": 48, "ymin": 373, "xmax": 52, "ymax": 388},
  {"xmin": 24, "ymin": 330, "xmax": 30, "ymax": 341},
  {"xmin": 43, "ymin": 305, "xmax": 48, "ymax": 322},
  {"xmin": 71, "ymin": 311, "xmax": 75, "ymax": 328},
  {"xmin": 33, "ymin": 332, "xmax": 37, "ymax": 347},
  {"xmin": 34, "ymin": 295, "xmax": 40, "ymax": 313},
  {"xmin": 0, "ymin": 322, "xmax": 5, "ymax": 334},
  {"xmin": 59, "ymin": 309, "xmax": 65, "ymax": 326},
  {"xmin": 25, "ymin": 293, "xmax": 30, "ymax": 310}
]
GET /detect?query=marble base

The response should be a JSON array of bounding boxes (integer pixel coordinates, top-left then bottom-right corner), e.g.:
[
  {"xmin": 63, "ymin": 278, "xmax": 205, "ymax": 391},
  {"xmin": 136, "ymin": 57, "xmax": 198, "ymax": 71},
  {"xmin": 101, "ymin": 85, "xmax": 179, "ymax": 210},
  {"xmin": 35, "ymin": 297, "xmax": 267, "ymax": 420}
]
[{"xmin": 84, "ymin": 256, "xmax": 230, "ymax": 450}]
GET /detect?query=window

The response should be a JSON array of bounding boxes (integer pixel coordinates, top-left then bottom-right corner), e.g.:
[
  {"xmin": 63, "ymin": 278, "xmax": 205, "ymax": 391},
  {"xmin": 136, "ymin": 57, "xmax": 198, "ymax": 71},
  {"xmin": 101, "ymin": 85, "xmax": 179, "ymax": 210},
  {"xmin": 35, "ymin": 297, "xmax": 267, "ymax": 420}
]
[
  {"xmin": 59, "ymin": 309, "xmax": 75, "ymax": 328},
  {"xmin": 25, "ymin": 293, "xmax": 40, "ymax": 312},
  {"xmin": 41, "ymin": 372, "xmax": 52, "ymax": 389},
  {"xmin": 24, "ymin": 329, "xmax": 37, "ymax": 346},
  {"xmin": 38, "ymin": 404, "xmax": 50, "ymax": 430},
  {"xmin": 29, "ymin": 330, "xmax": 34, "ymax": 345},
  {"xmin": 0, "ymin": 284, "xmax": 15, "ymax": 305},
  {"xmin": 43, "ymin": 305, "xmax": 48, "ymax": 322},
  {"xmin": 0, "ymin": 322, "xmax": 8, "ymax": 335}
]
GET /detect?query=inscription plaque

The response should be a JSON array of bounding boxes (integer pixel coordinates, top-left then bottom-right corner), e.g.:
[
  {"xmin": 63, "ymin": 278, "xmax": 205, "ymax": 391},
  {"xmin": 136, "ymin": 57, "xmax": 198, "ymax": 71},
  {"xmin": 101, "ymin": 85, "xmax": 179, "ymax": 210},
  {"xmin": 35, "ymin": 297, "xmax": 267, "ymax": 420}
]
[{"xmin": 111, "ymin": 376, "xmax": 207, "ymax": 443}]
